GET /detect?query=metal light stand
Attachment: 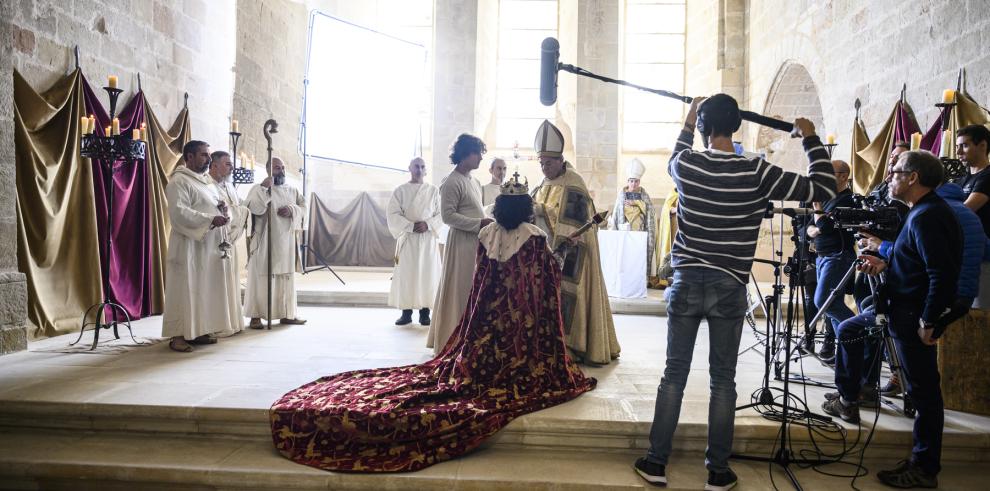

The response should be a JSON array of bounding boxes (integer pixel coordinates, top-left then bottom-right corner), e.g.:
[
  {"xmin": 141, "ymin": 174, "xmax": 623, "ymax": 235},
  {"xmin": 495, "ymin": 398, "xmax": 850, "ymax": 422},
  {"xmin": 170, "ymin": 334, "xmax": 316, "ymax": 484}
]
[{"xmin": 72, "ymin": 86, "xmax": 145, "ymax": 350}]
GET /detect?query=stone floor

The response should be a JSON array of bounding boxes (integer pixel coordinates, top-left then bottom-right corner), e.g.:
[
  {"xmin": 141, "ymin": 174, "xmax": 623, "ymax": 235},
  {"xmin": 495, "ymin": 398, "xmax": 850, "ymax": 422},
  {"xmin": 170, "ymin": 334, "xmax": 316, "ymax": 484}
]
[{"xmin": 1, "ymin": 300, "xmax": 989, "ymax": 489}]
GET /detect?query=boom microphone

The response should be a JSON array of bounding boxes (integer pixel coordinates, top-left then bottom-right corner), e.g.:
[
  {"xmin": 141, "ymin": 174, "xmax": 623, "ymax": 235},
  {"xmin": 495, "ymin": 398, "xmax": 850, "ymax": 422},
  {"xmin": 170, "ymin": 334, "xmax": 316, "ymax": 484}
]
[{"xmin": 540, "ymin": 37, "xmax": 560, "ymax": 106}]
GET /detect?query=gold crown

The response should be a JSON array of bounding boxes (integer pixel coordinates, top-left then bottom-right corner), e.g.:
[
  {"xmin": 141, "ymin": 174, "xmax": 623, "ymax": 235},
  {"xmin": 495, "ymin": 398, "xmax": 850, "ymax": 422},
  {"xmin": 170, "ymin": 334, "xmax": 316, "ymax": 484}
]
[{"xmin": 500, "ymin": 171, "xmax": 529, "ymax": 195}]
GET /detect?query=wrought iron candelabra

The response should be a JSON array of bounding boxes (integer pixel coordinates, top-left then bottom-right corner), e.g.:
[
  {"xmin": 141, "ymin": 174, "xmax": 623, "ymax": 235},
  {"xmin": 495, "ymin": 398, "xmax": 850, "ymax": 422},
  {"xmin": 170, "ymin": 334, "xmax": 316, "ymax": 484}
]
[
  {"xmin": 935, "ymin": 99, "xmax": 966, "ymax": 181},
  {"xmin": 230, "ymin": 128, "xmax": 255, "ymax": 185},
  {"xmin": 72, "ymin": 85, "xmax": 145, "ymax": 350}
]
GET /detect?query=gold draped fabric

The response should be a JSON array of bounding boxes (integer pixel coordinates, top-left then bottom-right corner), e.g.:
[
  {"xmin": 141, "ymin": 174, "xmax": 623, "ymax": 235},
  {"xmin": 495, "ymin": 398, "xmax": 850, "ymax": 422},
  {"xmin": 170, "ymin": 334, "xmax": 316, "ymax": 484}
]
[
  {"xmin": 142, "ymin": 93, "xmax": 191, "ymax": 314},
  {"xmin": 945, "ymin": 92, "xmax": 990, "ymax": 160},
  {"xmin": 855, "ymin": 102, "xmax": 918, "ymax": 193},
  {"xmin": 14, "ymin": 69, "xmax": 103, "ymax": 336},
  {"xmin": 849, "ymin": 118, "xmax": 872, "ymax": 195},
  {"xmin": 653, "ymin": 190, "xmax": 678, "ymax": 282},
  {"xmin": 14, "ymin": 70, "xmax": 191, "ymax": 336}
]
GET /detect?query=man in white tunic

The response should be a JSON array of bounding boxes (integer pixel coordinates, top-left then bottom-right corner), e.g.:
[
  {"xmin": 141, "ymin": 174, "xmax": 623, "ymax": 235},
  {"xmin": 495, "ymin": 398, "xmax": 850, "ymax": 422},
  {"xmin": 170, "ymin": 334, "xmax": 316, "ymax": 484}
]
[
  {"xmin": 387, "ymin": 157, "xmax": 443, "ymax": 326},
  {"xmin": 243, "ymin": 157, "xmax": 307, "ymax": 328},
  {"xmin": 209, "ymin": 151, "xmax": 250, "ymax": 335},
  {"xmin": 480, "ymin": 157, "xmax": 507, "ymax": 207},
  {"xmin": 162, "ymin": 141, "xmax": 240, "ymax": 352},
  {"xmin": 428, "ymin": 133, "xmax": 493, "ymax": 354}
]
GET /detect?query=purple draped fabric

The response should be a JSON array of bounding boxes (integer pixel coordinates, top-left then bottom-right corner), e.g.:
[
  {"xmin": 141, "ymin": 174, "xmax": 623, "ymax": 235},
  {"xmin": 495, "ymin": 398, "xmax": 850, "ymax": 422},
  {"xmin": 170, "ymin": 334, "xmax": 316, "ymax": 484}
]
[
  {"xmin": 82, "ymin": 78, "xmax": 155, "ymax": 320},
  {"xmin": 894, "ymin": 102, "xmax": 922, "ymax": 147}
]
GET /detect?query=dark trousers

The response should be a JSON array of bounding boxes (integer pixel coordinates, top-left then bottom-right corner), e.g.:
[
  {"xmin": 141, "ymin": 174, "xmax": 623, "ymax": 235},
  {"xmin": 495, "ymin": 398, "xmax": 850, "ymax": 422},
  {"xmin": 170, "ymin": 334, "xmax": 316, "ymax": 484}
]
[
  {"xmin": 889, "ymin": 306, "xmax": 943, "ymax": 476},
  {"xmin": 833, "ymin": 313, "xmax": 882, "ymax": 401}
]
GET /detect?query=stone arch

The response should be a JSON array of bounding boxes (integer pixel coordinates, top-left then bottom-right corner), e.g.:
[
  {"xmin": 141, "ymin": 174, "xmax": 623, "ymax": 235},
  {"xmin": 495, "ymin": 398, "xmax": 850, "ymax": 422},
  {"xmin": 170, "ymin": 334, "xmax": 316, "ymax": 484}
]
[{"xmin": 755, "ymin": 61, "xmax": 825, "ymax": 173}]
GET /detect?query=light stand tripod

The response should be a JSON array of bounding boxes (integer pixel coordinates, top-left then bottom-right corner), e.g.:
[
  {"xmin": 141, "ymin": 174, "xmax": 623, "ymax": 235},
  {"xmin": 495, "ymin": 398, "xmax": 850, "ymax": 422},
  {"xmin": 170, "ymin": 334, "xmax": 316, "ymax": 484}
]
[{"xmin": 733, "ymin": 206, "xmax": 832, "ymax": 491}]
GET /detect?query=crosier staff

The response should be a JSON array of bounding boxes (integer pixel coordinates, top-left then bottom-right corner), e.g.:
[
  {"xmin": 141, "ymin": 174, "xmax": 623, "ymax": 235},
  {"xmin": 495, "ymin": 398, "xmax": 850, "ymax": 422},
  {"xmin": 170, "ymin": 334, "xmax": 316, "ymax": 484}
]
[{"xmin": 262, "ymin": 119, "xmax": 278, "ymax": 330}]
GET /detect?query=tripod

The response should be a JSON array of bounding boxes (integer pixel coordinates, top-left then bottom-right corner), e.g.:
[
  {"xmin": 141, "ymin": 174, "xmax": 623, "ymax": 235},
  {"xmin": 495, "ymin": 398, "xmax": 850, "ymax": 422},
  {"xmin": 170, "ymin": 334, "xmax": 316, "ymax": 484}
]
[{"xmin": 733, "ymin": 208, "xmax": 831, "ymax": 491}]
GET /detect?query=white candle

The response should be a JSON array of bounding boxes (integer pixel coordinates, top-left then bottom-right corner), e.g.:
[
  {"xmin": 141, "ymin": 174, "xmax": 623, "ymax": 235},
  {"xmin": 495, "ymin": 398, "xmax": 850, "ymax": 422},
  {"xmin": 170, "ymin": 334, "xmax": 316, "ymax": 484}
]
[{"xmin": 108, "ymin": 75, "xmax": 118, "ymax": 89}]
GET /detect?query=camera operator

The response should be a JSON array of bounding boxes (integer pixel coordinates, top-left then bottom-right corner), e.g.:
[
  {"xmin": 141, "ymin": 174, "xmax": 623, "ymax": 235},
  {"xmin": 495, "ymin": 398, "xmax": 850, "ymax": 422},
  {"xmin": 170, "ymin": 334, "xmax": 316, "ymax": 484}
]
[
  {"xmin": 825, "ymin": 178, "xmax": 984, "ymax": 422},
  {"xmin": 856, "ymin": 151, "xmax": 961, "ymax": 488},
  {"xmin": 805, "ymin": 160, "xmax": 856, "ymax": 362},
  {"xmin": 634, "ymin": 93, "xmax": 836, "ymax": 490},
  {"xmin": 954, "ymin": 124, "xmax": 990, "ymax": 308}
]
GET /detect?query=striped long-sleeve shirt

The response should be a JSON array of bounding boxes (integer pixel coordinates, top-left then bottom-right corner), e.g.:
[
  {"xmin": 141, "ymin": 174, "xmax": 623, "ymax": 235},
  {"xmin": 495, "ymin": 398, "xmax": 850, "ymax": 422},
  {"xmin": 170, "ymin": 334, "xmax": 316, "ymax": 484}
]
[{"xmin": 669, "ymin": 127, "xmax": 836, "ymax": 283}]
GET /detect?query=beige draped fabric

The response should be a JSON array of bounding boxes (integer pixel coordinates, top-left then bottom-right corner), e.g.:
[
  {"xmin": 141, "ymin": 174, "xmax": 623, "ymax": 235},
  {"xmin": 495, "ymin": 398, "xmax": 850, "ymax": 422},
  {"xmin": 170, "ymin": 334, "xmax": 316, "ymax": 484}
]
[
  {"xmin": 142, "ymin": 93, "xmax": 192, "ymax": 315},
  {"xmin": 307, "ymin": 193, "xmax": 396, "ymax": 267},
  {"xmin": 849, "ymin": 118, "xmax": 872, "ymax": 195},
  {"xmin": 14, "ymin": 69, "xmax": 103, "ymax": 336},
  {"xmin": 945, "ymin": 92, "xmax": 990, "ymax": 160},
  {"xmin": 855, "ymin": 105, "xmax": 899, "ymax": 193}
]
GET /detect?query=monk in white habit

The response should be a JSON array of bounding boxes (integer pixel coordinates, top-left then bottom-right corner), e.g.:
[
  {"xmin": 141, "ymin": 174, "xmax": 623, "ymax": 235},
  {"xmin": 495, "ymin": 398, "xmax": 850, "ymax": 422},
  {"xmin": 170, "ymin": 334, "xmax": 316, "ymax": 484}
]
[
  {"xmin": 243, "ymin": 157, "xmax": 307, "ymax": 328},
  {"xmin": 480, "ymin": 157, "xmax": 507, "ymax": 207},
  {"xmin": 428, "ymin": 133, "xmax": 493, "ymax": 354},
  {"xmin": 531, "ymin": 120, "xmax": 620, "ymax": 365},
  {"xmin": 387, "ymin": 157, "xmax": 443, "ymax": 326},
  {"xmin": 162, "ymin": 141, "xmax": 241, "ymax": 352},
  {"xmin": 209, "ymin": 150, "xmax": 250, "ymax": 335},
  {"xmin": 608, "ymin": 158, "xmax": 658, "ymax": 278}
]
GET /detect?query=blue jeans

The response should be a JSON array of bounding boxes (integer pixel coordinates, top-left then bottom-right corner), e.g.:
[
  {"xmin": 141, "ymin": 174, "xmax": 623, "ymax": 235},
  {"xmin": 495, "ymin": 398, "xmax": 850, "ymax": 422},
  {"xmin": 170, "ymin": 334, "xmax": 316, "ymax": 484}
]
[
  {"xmin": 815, "ymin": 252, "xmax": 856, "ymax": 335},
  {"xmin": 889, "ymin": 306, "xmax": 943, "ymax": 475},
  {"xmin": 647, "ymin": 268, "xmax": 746, "ymax": 472},
  {"xmin": 833, "ymin": 313, "xmax": 882, "ymax": 401}
]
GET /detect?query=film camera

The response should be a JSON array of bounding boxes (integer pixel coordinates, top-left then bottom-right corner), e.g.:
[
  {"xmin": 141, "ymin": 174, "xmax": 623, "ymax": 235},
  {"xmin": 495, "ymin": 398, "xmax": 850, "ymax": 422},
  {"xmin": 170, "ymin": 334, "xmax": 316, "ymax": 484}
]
[{"xmin": 829, "ymin": 194, "xmax": 901, "ymax": 240}]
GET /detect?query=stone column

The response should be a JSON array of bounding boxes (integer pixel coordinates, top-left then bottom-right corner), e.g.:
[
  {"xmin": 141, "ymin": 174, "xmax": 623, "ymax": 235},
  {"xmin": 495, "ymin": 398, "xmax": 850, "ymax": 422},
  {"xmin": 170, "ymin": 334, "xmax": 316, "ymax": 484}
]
[
  {"xmin": 0, "ymin": 1, "xmax": 28, "ymax": 355},
  {"xmin": 432, "ymin": 0, "xmax": 478, "ymax": 169},
  {"xmin": 574, "ymin": 0, "xmax": 619, "ymax": 207}
]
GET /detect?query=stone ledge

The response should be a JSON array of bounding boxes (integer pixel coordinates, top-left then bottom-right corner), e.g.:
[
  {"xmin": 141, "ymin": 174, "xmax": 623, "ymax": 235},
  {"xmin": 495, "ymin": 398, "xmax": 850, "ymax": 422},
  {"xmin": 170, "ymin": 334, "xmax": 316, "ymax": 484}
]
[{"xmin": 0, "ymin": 325, "xmax": 26, "ymax": 355}]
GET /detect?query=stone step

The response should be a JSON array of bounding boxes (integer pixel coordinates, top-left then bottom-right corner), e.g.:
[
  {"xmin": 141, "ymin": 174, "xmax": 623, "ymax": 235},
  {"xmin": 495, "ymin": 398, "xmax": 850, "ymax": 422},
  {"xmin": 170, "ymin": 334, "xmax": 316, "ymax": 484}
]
[
  {"xmin": 0, "ymin": 398, "xmax": 987, "ymax": 466},
  {"xmin": 1, "ymin": 429, "xmax": 987, "ymax": 490}
]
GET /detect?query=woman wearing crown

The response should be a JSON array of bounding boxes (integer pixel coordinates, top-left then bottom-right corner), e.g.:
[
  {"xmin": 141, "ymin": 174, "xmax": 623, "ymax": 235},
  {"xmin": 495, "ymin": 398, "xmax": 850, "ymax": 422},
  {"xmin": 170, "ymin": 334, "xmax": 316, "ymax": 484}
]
[{"xmin": 269, "ymin": 175, "xmax": 596, "ymax": 473}]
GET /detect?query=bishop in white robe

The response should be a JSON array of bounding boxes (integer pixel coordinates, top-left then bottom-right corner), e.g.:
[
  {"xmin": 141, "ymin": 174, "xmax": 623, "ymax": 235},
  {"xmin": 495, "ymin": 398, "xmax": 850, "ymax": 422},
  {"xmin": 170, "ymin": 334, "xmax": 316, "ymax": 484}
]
[
  {"xmin": 243, "ymin": 157, "xmax": 307, "ymax": 327},
  {"xmin": 162, "ymin": 141, "xmax": 241, "ymax": 352},
  {"xmin": 387, "ymin": 157, "xmax": 443, "ymax": 326}
]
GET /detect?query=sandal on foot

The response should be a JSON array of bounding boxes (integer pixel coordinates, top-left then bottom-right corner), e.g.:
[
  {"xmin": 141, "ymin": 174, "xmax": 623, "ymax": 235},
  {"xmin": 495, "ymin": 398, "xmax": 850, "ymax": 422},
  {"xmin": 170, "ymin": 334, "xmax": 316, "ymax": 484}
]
[
  {"xmin": 280, "ymin": 318, "xmax": 307, "ymax": 325},
  {"xmin": 191, "ymin": 335, "xmax": 217, "ymax": 345},
  {"xmin": 169, "ymin": 338, "xmax": 194, "ymax": 352}
]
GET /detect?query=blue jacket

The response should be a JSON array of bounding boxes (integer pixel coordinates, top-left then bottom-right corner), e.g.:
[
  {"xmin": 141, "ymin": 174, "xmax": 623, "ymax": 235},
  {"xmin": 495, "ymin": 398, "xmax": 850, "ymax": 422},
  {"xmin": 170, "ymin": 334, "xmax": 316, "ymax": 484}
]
[
  {"xmin": 886, "ymin": 191, "xmax": 961, "ymax": 323},
  {"xmin": 936, "ymin": 183, "xmax": 988, "ymax": 302}
]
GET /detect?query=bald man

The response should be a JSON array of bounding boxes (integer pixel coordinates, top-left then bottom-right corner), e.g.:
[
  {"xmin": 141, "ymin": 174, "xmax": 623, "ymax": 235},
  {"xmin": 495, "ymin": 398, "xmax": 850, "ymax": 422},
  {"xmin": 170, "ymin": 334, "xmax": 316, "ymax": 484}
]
[
  {"xmin": 480, "ymin": 158, "xmax": 507, "ymax": 207},
  {"xmin": 806, "ymin": 160, "xmax": 856, "ymax": 362},
  {"xmin": 386, "ymin": 157, "xmax": 443, "ymax": 326},
  {"xmin": 243, "ymin": 157, "xmax": 307, "ymax": 328}
]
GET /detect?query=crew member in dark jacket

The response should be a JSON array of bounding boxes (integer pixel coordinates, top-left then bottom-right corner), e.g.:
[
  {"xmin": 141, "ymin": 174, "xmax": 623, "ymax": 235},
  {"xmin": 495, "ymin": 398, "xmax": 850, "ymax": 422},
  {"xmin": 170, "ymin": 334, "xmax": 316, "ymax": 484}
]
[
  {"xmin": 806, "ymin": 160, "xmax": 856, "ymax": 361},
  {"xmin": 855, "ymin": 151, "xmax": 961, "ymax": 489}
]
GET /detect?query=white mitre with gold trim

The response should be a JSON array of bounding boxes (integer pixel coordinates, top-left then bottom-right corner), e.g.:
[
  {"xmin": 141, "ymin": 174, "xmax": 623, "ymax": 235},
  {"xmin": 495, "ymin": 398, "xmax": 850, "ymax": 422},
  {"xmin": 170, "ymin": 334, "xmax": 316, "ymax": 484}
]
[
  {"xmin": 626, "ymin": 158, "xmax": 646, "ymax": 179},
  {"xmin": 534, "ymin": 120, "xmax": 564, "ymax": 157}
]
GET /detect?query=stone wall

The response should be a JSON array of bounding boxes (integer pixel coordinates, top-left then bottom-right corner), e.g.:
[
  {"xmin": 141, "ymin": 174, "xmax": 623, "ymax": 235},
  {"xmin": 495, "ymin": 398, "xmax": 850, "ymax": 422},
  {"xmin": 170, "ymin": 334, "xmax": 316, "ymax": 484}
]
[{"xmin": 745, "ymin": 0, "xmax": 990, "ymax": 166}]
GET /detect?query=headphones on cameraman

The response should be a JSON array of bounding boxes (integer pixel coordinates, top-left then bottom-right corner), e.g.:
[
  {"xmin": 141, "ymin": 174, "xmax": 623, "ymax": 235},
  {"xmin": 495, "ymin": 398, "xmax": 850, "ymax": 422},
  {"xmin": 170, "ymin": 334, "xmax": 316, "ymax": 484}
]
[{"xmin": 697, "ymin": 94, "xmax": 742, "ymax": 138}]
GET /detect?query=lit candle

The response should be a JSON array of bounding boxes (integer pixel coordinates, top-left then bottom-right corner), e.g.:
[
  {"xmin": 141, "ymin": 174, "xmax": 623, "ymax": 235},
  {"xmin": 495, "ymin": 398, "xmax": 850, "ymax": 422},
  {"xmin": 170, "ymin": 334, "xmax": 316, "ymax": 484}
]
[
  {"xmin": 80, "ymin": 116, "xmax": 90, "ymax": 134},
  {"xmin": 942, "ymin": 89, "xmax": 955, "ymax": 104},
  {"xmin": 910, "ymin": 132, "xmax": 922, "ymax": 151},
  {"xmin": 88, "ymin": 115, "xmax": 95, "ymax": 134},
  {"xmin": 104, "ymin": 125, "xmax": 111, "ymax": 136},
  {"xmin": 826, "ymin": 134, "xmax": 836, "ymax": 145},
  {"xmin": 108, "ymin": 75, "xmax": 118, "ymax": 89},
  {"xmin": 140, "ymin": 122, "xmax": 147, "ymax": 141},
  {"xmin": 231, "ymin": 119, "xmax": 239, "ymax": 132},
  {"xmin": 940, "ymin": 130, "xmax": 953, "ymax": 158},
  {"xmin": 111, "ymin": 118, "xmax": 120, "ymax": 135},
  {"xmin": 132, "ymin": 128, "xmax": 141, "ymax": 140}
]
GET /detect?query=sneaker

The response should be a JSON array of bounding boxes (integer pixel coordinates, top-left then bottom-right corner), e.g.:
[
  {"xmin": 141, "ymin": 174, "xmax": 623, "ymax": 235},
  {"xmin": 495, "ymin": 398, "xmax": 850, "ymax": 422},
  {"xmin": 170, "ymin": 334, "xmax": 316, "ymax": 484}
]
[
  {"xmin": 395, "ymin": 310, "xmax": 413, "ymax": 326},
  {"xmin": 822, "ymin": 396, "xmax": 860, "ymax": 424},
  {"xmin": 705, "ymin": 468, "xmax": 738, "ymax": 491},
  {"xmin": 819, "ymin": 334, "xmax": 836, "ymax": 360},
  {"xmin": 633, "ymin": 457, "xmax": 667, "ymax": 486},
  {"xmin": 859, "ymin": 387, "xmax": 879, "ymax": 409},
  {"xmin": 881, "ymin": 373, "xmax": 902, "ymax": 396},
  {"xmin": 418, "ymin": 308, "xmax": 431, "ymax": 326},
  {"xmin": 876, "ymin": 460, "xmax": 938, "ymax": 488}
]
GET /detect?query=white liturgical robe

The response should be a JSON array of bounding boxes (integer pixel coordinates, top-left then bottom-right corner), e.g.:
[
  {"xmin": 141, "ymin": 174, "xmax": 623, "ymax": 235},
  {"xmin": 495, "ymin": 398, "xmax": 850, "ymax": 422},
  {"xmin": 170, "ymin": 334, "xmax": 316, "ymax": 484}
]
[
  {"xmin": 387, "ymin": 182, "xmax": 443, "ymax": 310},
  {"xmin": 428, "ymin": 170, "xmax": 485, "ymax": 354},
  {"xmin": 161, "ymin": 166, "xmax": 242, "ymax": 339},
  {"xmin": 243, "ymin": 183, "xmax": 306, "ymax": 320},
  {"xmin": 213, "ymin": 177, "xmax": 250, "ymax": 334}
]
